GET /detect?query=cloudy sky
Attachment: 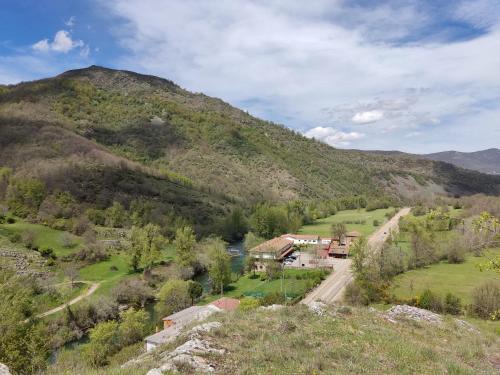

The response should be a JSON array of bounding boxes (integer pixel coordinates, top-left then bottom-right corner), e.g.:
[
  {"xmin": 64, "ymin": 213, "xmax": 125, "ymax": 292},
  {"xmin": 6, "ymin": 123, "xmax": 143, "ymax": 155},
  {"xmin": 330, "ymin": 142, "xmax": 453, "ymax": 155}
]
[{"xmin": 1, "ymin": 0, "xmax": 499, "ymax": 153}]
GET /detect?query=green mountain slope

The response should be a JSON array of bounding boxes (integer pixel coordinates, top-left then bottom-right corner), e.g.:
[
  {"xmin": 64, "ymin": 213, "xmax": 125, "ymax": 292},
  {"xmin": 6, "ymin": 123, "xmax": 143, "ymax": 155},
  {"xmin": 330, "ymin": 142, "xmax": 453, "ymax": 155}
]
[{"xmin": 0, "ymin": 65, "xmax": 498, "ymax": 212}]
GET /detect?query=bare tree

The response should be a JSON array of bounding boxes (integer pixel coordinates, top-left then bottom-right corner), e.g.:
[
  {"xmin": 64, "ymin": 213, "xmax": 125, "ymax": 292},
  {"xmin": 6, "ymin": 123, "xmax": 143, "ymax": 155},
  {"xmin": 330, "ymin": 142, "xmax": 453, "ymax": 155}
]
[{"xmin": 64, "ymin": 265, "xmax": 79, "ymax": 288}]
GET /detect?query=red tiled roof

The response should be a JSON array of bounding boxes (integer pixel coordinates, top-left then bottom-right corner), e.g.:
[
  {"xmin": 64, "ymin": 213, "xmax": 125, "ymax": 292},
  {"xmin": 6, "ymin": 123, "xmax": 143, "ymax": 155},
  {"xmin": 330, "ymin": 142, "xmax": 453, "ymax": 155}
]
[
  {"xmin": 250, "ymin": 237, "xmax": 294, "ymax": 254},
  {"xmin": 210, "ymin": 297, "xmax": 240, "ymax": 311}
]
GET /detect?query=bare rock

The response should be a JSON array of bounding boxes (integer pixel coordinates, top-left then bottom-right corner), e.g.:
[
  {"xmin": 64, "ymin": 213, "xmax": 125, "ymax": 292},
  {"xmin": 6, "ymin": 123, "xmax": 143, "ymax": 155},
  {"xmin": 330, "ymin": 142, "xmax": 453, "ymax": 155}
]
[
  {"xmin": 147, "ymin": 322, "xmax": 224, "ymax": 374},
  {"xmin": 259, "ymin": 304, "xmax": 284, "ymax": 311},
  {"xmin": 309, "ymin": 301, "xmax": 327, "ymax": 316},
  {"xmin": 385, "ymin": 305, "xmax": 442, "ymax": 325},
  {"xmin": 0, "ymin": 363, "xmax": 11, "ymax": 375}
]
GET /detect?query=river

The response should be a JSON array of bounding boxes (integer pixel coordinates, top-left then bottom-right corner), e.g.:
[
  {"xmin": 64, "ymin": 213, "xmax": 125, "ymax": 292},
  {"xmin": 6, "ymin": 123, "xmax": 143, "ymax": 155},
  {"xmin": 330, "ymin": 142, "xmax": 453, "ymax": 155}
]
[{"xmin": 194, "ymin": 240, "xmax": 246, "ymax": 292}]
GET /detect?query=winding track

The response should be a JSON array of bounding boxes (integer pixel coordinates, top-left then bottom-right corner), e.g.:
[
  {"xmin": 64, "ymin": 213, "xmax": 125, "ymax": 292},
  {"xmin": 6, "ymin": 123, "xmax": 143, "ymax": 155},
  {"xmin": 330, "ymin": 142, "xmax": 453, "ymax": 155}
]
[
  {"xmin": 35, "ymin": 281, "xmax": 100, "ymax": 318},
  {"xmin": 301, "ymin": 207, "xmax": 411, "ymax": 305}
]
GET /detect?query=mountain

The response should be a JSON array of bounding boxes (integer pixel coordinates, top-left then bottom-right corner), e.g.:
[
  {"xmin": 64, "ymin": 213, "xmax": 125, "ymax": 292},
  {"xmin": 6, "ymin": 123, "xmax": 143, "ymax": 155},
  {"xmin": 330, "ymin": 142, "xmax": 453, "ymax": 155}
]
[
  {"xmin": 423, "ymin": 149, "xmax": 500, "ymax": 175},
  {"xmin": 0, "ymin": 66, "xmax": 499, "ymax": 228}
]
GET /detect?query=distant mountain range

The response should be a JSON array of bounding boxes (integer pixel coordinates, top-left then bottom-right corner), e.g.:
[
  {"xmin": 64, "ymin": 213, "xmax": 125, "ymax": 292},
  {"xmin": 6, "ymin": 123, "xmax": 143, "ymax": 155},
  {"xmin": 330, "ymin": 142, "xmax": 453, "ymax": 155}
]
[{"xmin": 422, "ymin": 149, "xmax": 500, "ymax": 175}]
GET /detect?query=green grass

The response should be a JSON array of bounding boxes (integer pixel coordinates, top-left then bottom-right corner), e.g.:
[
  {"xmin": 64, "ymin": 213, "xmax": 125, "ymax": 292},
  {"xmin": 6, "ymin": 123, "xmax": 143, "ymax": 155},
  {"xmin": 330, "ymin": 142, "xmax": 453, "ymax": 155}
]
[
  {"xmin": 389, "ymin": 249, "xmax": 500, "ymax": 304},
  {"xmin": 299, "ymin": 208, "xmax": 393, "ymax": 237},
  {"xmin": 0, "ymin": 220, "xmax": 82, "ymax": 257},
  {"xmin": 200, "ymin": 269, "xmax": 327, "ymax": 304},
  {"xmin": 33, "ymin": 282, "xmax": 89, "ymax": 313}
]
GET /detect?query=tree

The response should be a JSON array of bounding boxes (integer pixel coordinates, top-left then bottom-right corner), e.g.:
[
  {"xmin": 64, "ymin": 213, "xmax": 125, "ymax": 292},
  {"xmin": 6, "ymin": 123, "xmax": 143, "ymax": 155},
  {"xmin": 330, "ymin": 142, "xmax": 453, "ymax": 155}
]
[
  {"xmin": 60, "ymin": 232, "xmax": 76, "ymax": 248},
  {"xmin": 207, "ymin": 238, "xmax": 231, "ymax": 296},
  {"xmin": 249, "ymin": 204, "xmax": 290, "ymax": 239},
  {"xmin": 64, "ymin": 265, "xmax": 80, "ymax": 288},
  {"xmin": 105, "ymin": 201, "xmax": 126, "ymax": 228},
  {"xmin": 350, "ymin": 237, "xmax": 368, "ymax": 277},
  {"xmin": 331, "ymin": 223, "xmax": 347, "ymax": 243},
  {"xmin": 156, "ymin": 279, "xmax": 191, "ymax": 318},
  {"xmin": 83, "ymin": 320, "xmax": 120, "ymax": 367},
  {"xmin": 112, "ymin": 279, "xmax": 154, "ymax": 308},
  {"xmin": 175, "ymin": 226, "xmax": 197, "ymax": 269},
  {"xmin": 118, "ymin": 309, "xmax": 148, "ymax": 347},
  {"xmin": 0, "ymin": 272, "xmax": 49, "ymax": 374},
  {"xmin": 127, "ymin": 224, "xmax": 167, "ymax": 273},
  {"xmin": 6, "ymin": 177, "xmax": 46, "ymax": 217},
  {"xmin": 244, "ymin": 231, "xmax": 265, "ymax": 251},
  {"xmin": 222, "ymin": 207, "xmax": 248, "ymax": 241},
  {"xmin": 187, "ymin": 280, "xmax": 203, "ymax": 305},
  {"xmin": 245, "ymin": 256, "xmax": 258, "ymax": 276}
]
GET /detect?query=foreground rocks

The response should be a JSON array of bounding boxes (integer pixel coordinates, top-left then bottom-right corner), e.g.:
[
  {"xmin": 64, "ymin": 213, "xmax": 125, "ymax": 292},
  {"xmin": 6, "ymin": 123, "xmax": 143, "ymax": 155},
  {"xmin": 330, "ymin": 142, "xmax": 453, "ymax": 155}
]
[
  {"xmin": 384, "ymin": 305, "xmax": 442, "ymax": 325},
  {"xmin": 0, "ymin": 363, "xmax": 11, "ymax": 375},
  {"xmin": 128, "ymin": 322, "xmax": 224, "ymax": 374}
]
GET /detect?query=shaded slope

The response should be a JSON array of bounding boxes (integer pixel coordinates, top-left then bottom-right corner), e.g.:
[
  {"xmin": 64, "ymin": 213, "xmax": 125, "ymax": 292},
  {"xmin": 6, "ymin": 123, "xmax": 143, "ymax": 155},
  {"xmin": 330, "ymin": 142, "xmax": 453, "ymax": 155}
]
[{"xmin": 0, "ymin": 65, "xmax": 499, "ymax": 205}]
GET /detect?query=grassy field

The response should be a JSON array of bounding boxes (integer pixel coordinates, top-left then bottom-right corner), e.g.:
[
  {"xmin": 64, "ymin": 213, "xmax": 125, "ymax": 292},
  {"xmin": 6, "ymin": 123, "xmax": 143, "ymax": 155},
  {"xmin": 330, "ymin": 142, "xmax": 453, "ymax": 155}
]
[
  {"xmin": 299, "ymin": 208, "xmax": 393, "ymax": 237},
  {"xmin": 200, "ymin": 269, "xmax": 327, "ymax": 303},
  {"xmin": 0, "ymin": 221, "xmax": 82, "ymax": 257},
  {"xmin": 33, "ymin": 282, "xmax": 89, "ymax": 313},
  {"xmin": 389, "ymin": 249, "xmax": 500, "ymax": 304}
]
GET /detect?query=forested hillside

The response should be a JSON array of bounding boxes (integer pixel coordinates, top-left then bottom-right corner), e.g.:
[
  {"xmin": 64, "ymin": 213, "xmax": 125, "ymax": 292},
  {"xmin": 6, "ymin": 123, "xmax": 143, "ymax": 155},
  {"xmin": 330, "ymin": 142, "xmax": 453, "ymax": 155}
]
[{"xmin": 0, "ymin": 66, "xmax": 499, "ymax": 231}]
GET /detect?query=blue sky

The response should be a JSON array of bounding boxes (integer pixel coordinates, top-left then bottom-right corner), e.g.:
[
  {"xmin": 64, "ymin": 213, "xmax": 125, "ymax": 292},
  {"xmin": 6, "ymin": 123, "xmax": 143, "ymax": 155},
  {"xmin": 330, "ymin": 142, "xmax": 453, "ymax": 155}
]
[{"xmin": 1, "ymin": 0, "xmax": 499, "ymax": 153}]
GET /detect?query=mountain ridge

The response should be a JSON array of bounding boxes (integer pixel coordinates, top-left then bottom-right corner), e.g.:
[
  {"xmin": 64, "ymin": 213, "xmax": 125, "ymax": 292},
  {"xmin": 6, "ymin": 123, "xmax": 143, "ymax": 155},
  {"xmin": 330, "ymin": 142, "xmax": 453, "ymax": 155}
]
[
  {"xmin": 0, "ymin": 65, "xmax": 499, "ymax": 230},
  {"xmin": 422, "ymin": 148, "xmax": 500, "ymax": 175}
]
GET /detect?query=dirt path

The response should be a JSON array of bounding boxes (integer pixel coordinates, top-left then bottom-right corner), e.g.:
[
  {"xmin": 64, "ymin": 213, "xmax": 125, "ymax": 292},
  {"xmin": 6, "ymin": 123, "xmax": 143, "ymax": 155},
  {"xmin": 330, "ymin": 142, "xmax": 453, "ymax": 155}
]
[
  {"xmin": 35, "ymin": 281, "xmax": 100, "ymax": 318},
  {"xmin": 301, "ymin": 207, "xmax": 411, "ymax": 305}
]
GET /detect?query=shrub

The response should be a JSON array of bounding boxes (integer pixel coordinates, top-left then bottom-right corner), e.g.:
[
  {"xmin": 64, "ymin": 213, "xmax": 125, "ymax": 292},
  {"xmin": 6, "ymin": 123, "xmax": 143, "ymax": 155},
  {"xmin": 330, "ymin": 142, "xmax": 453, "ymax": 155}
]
[
  {"xmin": 22, "ymin": 229, "xmax": 37, "ymax": 249},
  {"xmin": 113, "ymin": 279, "xmax": 154, "ymax": 308},
  {"xmin": 60, "ymin": 232, "xmax": 76, "ymax": 248},
  {"xmin": 39, "ymin": 247, "xmax": 56, "ymax": 259},
  {"xmin": 444, "ymin": 293, "xmax": 462, "ymax": 315},
  {"xmin": 471, "ymin": 282, "xmax": 500, "ymax": 319},
  {"xmin": 239, "ymin": 297, "xmax": 261, "ymax": 311},
  {"xmin": 373, "ymin": 219, "xmax": 380, "ymax": 226},
  {"xmin": 418, "ymin": 289, "xmax": 443, "ymax": 313},
  {"xmin": 261, "ymin": 292, "xmax": 285, "ymax": 306},
  {"xmin": 344, "ymin": 281, "xmax": 369, "ymax": 306},
  {"xmin": 6, "ymin": 217, "xmax": 16, "ymax": 224},
  {"xmin": 446, "ymin": 242, "xmax": 466, "ymax": 264},
  {"xmin": 8, "ymin": 232, "xmax": 21, "ymax": 243}
]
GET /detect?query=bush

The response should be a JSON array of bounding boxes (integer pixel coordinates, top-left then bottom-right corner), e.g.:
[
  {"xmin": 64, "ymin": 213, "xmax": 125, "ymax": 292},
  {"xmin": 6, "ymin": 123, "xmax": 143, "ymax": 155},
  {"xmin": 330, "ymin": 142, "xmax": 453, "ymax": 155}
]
[
  {"xmin": 344, "ymin": 281, "xmax": 369, "ymax": 306},
  {"xmin": 113, "ymin": 279, "xmax": 154, "ymax": 308},
  {"xmin": 8, "ymin": 232, "xmax": 21, "ymax": 243},
  {"xmin": 22, "ymin": 229, "xmax": 37, "ymax": 249},
  {"xmin": 471, "ymin": 282, "xmax": 500, "ymax": 319},
  {"xmin": 418, "ymin": 289, "xmax": 443, "ymax": 313},
  {"xmin": 446, "ymin": 242, "xmax": 466, "ymax": 264},
  {"xmin": 373, "ymin": 219, "xmax": 380, "ymax": 226},
  {"xmin": 261, "ymin": 292, "xmax": 285, "ymax": 306},
  {"xmin": 239, "ymin": 297, "xmax": 261, "ymax": 311},
  {"xmin": 6, "ymin": 216, "xmax": 16, "ymax": 224},
  {"xmin": 444, "ymin": 293, "xmax": 462, "ymax": 315},
  {"xmin": 39, "ymin": 247, "xmax": 56, "ymax": 259}
]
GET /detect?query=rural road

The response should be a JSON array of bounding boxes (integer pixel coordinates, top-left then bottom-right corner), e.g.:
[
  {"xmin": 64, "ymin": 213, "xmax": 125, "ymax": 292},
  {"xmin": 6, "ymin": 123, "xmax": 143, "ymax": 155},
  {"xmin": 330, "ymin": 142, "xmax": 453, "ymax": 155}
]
[
  {"xmin": 301, "ymin": 207, "xmax": 411, "ymax": 306},
  {"xmin": 35, "ymin": 281, "xmax": 100, "ymax": 319}
]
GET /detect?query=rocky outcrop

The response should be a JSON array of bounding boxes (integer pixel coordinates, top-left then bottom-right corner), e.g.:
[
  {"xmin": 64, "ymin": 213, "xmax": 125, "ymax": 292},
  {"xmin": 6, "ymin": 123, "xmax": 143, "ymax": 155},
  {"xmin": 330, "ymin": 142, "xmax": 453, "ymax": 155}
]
[
  {"xmin": 384, "ymin": 305, "xmax": 442, "ymax": 325},
  {"xmin": 0, "ymin": 363, "xmax": 11, "ymax": 375},
  {"xmin": 127, "ymin": 322, "xmax": 224, "ymax": 374},
  {"xmin": 0, "ymin": 248, "xmax": 48, "ymax": 277}
]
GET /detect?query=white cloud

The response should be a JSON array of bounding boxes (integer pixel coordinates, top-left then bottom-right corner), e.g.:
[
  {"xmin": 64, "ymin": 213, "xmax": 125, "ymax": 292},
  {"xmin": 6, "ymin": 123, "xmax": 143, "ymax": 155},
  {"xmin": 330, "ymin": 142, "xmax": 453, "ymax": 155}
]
[
  {"xmin": 352, "ymin": 110, "xmax": 384, "ymax": 124},
  {"xmin": 65, "ymin": 16, "xmax": 76, "ymax": 27},
  {"xmin": 304, "ymin": 126, "xmax": 364, "ymax": 147},
  {"xmin": 32, "ymin": 30, "xmax": 85, "ymax": 54},
  {"xmin": 32, "ymin": 39, "xmax": 50, "ymax": 52}
]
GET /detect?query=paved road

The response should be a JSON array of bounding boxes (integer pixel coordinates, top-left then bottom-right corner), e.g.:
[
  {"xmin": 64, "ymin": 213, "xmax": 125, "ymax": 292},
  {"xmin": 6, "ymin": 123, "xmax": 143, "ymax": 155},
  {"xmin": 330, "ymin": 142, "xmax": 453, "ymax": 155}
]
[
  {"xmin": 301, "ymin": 207, "xmax": 411, "ymax": 305},
  {"xmin": 35, "ymin": 281, "xmax": 100, "ymax": 318}
]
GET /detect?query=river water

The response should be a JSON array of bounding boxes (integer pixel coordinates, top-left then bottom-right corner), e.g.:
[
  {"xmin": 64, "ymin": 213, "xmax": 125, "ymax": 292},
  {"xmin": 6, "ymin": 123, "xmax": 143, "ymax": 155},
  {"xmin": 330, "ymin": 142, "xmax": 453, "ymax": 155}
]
[{"xmin": 195, "ymin": 240, "xmax": 246, "ymax": 292}]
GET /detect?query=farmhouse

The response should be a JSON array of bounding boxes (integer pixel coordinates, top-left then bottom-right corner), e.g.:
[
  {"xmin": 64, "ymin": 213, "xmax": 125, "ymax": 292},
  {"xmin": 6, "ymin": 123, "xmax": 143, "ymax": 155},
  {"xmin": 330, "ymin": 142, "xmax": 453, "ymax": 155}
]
[
  {"xmin": 145, "ymin": 305, "xmax": 221, "ymax": 351},
  {"xmin": 328, "ymin": 231, "xmax": 361, "ymax": 257},
  {"xmin": 249, "ymin": 236, "xmax": 294, "ymax": 260},
  {"xmin": 282, "ymin": 234, "xmax": 320, "ymax": 245},
  {"xmin": 144, "ymin": 297, "xmax": 241, "ymax": 351}
]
